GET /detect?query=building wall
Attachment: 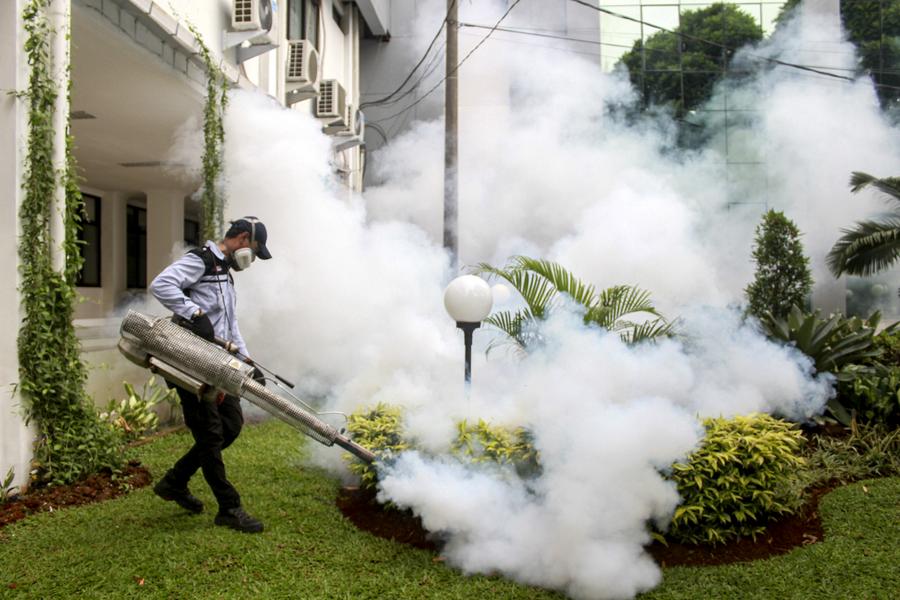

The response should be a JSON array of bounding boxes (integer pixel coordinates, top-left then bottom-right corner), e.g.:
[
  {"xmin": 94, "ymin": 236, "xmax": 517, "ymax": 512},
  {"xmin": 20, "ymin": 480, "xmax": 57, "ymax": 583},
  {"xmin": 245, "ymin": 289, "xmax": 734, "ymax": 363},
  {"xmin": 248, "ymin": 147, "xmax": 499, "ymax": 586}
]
[{"xmin": 0, "ymin": 0, "xmax": 32, "ymax": 491}]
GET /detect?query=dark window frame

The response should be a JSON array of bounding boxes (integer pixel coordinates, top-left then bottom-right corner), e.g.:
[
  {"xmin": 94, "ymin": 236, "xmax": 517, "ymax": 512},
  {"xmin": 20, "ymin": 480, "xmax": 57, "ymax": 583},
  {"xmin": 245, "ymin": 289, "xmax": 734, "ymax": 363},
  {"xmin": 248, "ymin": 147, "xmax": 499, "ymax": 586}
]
[
  {"xmin": 76, "ymin": 193, "xmax": 102, "ymax": 287},
  {"xmin": 126, "ymin": 205, "xmax": 147, "ymax": 289},
  {"xmin": 288, "ymin": 0, "xmax": 320, "ymax": 49},
  {"xmin": 184, "ymin": 218, "xmax": 201, "ymax": 248}
]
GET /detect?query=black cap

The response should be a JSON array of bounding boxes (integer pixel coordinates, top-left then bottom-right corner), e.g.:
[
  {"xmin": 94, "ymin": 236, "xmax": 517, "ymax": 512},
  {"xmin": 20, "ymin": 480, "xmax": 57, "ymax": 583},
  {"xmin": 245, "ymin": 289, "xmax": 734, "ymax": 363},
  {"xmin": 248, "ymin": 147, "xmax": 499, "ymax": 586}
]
[{"xmin": 230, "ymin": 217, "xmax": 272, "ymax": 259}]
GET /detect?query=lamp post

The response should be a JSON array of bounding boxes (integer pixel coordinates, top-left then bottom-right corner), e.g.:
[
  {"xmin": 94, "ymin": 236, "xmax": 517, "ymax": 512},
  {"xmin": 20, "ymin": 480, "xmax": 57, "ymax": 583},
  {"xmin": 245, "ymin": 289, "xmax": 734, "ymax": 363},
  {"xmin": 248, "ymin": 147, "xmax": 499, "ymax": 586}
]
[{"xmin": 443, "ymin": 275, "xmax": 493, "ymax": 385}]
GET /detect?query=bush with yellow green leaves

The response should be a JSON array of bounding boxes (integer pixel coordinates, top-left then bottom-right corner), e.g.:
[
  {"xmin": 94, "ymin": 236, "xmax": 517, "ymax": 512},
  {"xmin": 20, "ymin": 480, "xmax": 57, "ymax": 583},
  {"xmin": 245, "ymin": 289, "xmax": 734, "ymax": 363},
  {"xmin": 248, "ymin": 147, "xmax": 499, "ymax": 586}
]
[
  {"xmin": 345, "ymin": 405, "xmax": 539, "ymax": 489},
  {"xmin": 667, "ymin": 413, "xmax": 806, "ymax": 545}
]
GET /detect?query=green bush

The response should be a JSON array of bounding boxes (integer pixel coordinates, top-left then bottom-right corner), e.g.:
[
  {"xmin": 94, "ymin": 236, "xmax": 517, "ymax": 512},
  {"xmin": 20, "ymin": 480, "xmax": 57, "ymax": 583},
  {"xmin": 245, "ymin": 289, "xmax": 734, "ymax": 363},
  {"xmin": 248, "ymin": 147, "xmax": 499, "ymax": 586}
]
[
  {"xmin": 761, "ymin": 307, "xmax": 882, "ymax": 424},
  {"xmin": 837, "ymin": 328, "xmax": 900, "ymax": 427},
  {"xmin": 100, "ymin": 377, "xmax": 176, "ymax": 442},
  {"xmin": 451, "ymin": 419, "xmax": 540, "ymax": 477},
  {"xmin": 801, "ymin": 423, "xmax": 900, "ymax": 487},
  {"xmin": 745, "ymin": 210, "xmax": 813, "ymax": 321},
  {"xmin": 667, "ymin": 413, "xmax": 806, "ymax": 545},
  {"xmin": 344, "ymin": 403, "xmax": 410, "ymax": 489}
]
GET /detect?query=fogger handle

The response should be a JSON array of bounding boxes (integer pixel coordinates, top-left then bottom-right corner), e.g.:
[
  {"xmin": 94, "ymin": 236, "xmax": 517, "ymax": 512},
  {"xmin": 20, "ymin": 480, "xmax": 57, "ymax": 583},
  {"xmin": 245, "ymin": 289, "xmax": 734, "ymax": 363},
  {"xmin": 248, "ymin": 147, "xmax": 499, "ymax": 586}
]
[{"xmin": 213, "ymin": 337, "xmax": 297, "ymax": 389}]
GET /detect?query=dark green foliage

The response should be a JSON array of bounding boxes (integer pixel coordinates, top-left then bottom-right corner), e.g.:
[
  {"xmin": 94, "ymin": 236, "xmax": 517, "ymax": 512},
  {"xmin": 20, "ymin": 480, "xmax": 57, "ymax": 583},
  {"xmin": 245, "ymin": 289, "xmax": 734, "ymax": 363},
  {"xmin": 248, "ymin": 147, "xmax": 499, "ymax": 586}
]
[
  {"xmin": 778, "ymin": 0, "xmax": 900, "ymax": 109},
  {"xmin": 186, "ymin": 23, "xmax": 229, "ymax": 241},
  {"xmin": 18, "ymin": 0, "xmax": 122, "ymax": 486},
  {"xmin": 618, "ymin": 3, "xmax": 763, "ymax": 115},
  {"xmin": 761, "ymin": 307, "xmax": 882, "ymax": 425},
  {"xmin": 475, "ymin": 256, "xmax": 672, "ymax": 354},
  {"xmin": 801, "ymin": 422, "xmax": 900, "ymax": 487},
  {"xmin": 837, "ymin": 327, "xmax": 900, "ymax": 427},
  {"xmin": 745, "ymin": 210, "xmax": 813, "ymax": 320},
  {"xmin": 827, "ymin": 172, "xmax": 900, "ymax": 277},
  {"xmin": 667, "ymin": 414, "xmax": 805, "ymax": 545}
]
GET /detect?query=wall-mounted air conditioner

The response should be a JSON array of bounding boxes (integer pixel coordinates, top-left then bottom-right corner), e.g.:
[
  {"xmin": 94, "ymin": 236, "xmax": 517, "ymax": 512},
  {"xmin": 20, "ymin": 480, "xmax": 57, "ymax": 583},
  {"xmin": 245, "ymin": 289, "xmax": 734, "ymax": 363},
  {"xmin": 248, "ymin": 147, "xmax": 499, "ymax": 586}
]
[
  {"xmin": 285, "ymin": 39, "xmax": 321, "ymax": 105},
  {"xmin": 232, "ymin": 0, "xmax": 278, "ymax": 44},
  {"xmin": 316, "ymin": 79, "xmax": 348, "ymax": 125},
  {"xmin": 224, "ymin": 0, "xmax": 279, "ymax": 63}
]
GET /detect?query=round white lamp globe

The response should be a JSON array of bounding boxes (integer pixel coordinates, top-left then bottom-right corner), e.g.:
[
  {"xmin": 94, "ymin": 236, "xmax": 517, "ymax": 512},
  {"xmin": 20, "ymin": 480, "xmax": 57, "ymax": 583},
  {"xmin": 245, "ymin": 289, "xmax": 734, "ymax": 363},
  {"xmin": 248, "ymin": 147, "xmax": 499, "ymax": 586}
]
[{"xmin": 444, "ymin": 275, "xmax": 493, "ymax": 323}]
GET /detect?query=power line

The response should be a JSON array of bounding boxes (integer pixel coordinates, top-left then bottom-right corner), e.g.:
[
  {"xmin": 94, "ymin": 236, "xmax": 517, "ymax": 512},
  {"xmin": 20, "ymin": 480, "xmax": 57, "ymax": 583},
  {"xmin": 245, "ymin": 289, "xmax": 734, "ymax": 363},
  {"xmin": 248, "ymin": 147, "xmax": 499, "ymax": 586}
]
[
  {"xmin": 566, "ymin": 0, "xmax": 900, "ymax": 89},
  {"xmin": 373, "ymin": 0, "xmax": 524, "ymax": 125},
  {"xmin": 360, "ymin": 1, "xmax": 457, "ymax": 109}
]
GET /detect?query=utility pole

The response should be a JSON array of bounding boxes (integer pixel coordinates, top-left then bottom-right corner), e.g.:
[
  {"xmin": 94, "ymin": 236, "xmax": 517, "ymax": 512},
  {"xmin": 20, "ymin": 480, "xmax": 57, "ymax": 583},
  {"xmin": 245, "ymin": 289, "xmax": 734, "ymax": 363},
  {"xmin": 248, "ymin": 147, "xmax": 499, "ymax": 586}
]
[{"xmin": 443, "ymin": 0, "xmax": 459, "ymax": 269}]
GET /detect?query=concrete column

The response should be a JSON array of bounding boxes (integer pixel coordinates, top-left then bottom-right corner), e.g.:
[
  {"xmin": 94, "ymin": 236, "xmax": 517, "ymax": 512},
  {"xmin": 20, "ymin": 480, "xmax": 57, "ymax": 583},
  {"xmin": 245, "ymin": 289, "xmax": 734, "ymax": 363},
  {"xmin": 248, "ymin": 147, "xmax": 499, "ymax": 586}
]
[
  {"xmin": 101, "ymin": 191, "xmax": 129, "ymax": 312},
  {"xmin": 0, "ymin": 0, "xmax": 33, "ymax": 491},
  {"xmin": 146, "ymin": 189, "xmax": 185, "ymax": 283}
]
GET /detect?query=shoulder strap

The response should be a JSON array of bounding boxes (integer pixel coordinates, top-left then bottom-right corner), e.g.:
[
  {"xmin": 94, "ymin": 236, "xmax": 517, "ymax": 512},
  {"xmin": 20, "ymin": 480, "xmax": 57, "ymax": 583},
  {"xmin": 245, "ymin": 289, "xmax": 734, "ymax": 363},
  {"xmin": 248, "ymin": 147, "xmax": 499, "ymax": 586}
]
[{"xmin": 188, "ymin": 247, "xmax": 220, "ymax": 277}]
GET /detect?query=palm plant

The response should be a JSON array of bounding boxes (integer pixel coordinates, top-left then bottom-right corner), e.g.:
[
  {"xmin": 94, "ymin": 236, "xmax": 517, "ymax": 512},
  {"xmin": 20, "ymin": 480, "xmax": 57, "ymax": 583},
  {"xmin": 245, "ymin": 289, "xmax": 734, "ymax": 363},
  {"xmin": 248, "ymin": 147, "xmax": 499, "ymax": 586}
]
[
  {"xmin": 473, "ymin": 256, "xmax": 673, "ymax": 354},
  {"xmin": 827, "ymin": 172, "xmax": 900, "ymax": 277}
]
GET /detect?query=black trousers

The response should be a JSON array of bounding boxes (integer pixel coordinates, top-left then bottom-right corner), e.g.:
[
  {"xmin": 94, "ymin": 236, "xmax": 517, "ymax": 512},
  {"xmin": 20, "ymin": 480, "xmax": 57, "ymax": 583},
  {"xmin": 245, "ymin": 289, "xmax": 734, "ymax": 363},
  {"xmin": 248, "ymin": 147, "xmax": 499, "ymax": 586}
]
[{"xmin": 165, "ymin": 385, "xmax": 244, "ymax": 511}]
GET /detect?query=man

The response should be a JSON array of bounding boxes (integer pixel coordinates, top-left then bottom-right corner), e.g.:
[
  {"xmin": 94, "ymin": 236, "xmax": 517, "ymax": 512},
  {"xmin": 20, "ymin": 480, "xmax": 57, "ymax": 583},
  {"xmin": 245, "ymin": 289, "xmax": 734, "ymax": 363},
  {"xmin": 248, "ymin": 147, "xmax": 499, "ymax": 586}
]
[{"xmin": 149, "ymin": 216, "xmax": 272, "ymax": 533}]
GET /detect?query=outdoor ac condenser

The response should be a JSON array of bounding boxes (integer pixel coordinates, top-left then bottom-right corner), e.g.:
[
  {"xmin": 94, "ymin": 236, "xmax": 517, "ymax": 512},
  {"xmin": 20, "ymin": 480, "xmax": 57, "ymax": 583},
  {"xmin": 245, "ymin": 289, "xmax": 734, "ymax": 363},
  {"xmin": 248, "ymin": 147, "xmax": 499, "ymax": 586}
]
[
  {"xmin": 232, "ymin": 0, "xmax": 279, "ymax": 45},
  {"xmin": 316, "ymin": 79, "xmax": 348, "ymax": 121},
  {"xmin": 285, "ymin": 39, "xmax": 320, "ymax": 105}
]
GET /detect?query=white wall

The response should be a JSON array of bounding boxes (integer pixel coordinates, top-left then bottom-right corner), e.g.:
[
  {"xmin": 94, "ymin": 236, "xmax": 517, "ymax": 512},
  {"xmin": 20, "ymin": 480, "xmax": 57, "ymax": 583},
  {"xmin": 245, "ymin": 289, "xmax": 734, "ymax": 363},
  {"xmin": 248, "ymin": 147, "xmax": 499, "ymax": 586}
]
[{"xmin": 1, "ymin": 0, "xmax": 37, "ymax": 491}]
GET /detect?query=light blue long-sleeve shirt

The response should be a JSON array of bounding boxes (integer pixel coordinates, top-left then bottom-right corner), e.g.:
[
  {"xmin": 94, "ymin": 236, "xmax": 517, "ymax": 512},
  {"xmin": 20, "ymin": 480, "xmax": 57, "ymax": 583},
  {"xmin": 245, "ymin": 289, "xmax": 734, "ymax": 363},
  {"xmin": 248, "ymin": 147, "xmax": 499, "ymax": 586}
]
[{"xmin": 149, "ymin": 240, "xmax": 249, "ymax": 357}]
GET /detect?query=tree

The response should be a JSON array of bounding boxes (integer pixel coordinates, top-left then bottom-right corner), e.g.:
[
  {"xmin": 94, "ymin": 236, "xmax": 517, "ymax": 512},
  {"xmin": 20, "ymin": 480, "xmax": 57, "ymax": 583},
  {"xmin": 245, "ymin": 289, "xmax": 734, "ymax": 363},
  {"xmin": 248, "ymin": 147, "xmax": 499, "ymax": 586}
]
[
  {"xmin": 745, "ymin": 210, "xmax": 813, "ymax": 320},
  {"xmin": 618, "ymin": 3, "xmax": 764, "ymax": 115},
  {"xmin": 778, "ymin": 0, "xmax": 900, "ymax": 109},
  {"xmin": 827, "ymin": 172, "xmax": 900, "ymax": 277},
  {"xmin": 474, "ymin": 256, "xmax": 672, "ymax": 354}
]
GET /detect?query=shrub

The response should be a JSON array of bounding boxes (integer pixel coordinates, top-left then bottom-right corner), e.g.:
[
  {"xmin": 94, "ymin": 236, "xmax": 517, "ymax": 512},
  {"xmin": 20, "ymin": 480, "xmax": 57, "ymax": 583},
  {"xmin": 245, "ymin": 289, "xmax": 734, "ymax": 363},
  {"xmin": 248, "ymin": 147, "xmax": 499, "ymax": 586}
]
[
  {"xmin": 667, "ymin": 413, "xmax": 806, "ymax": 545},
  {"xmin": 801, "ymin": 423, "xmax": 900, "ymax": 488},
  {"xmin": 1, "ymin": 468, "xmax": 18, "ymax": 504},
  {"xmin": 452, "ymin": 419, "xmax": 540, "ymax": 477},
  {"xmin": 761, "ymin": 307, "xmax": 882, "ymax": 424},
  {"xmin": 99, "ymin": 377, "xmax": 176, "ymax": 442},
  {"xmin": 836, "ymin": 328, "xmax": 900, "ymax": 427},
  {"xmin": 344, "ymin": 403, "xmax": 409, "ymax": 489},
  {"xmin": 745, "ymin": 210, "xmax": 813, "ymax": 321}
]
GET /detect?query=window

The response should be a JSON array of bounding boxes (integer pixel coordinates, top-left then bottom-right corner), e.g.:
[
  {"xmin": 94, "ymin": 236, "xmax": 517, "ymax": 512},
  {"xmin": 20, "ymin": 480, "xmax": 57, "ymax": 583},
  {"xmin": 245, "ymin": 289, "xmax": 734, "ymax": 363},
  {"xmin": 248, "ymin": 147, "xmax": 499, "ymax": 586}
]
[
  {"xmin": 77, "ymin": 194, "xmax": 101, "ymax": 287},
  {"xmin": 184, "ymin": 218, "xmax": 200, "ymax": 248},
  {"xmin": 126, "ymin": 205, "xmax": 147, "ymax": 289},
  {"xmin": 288, "ymin": 0, "xmax": 319, "ymax": 48}
]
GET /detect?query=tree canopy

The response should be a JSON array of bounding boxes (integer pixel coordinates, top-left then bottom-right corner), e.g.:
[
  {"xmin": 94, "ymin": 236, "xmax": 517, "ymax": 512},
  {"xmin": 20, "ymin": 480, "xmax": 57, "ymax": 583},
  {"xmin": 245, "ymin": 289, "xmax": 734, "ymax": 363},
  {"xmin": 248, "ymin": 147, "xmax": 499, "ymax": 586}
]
[{"xmin": 617, "ymin": 3, "xmax": 764, "ymax": 116}]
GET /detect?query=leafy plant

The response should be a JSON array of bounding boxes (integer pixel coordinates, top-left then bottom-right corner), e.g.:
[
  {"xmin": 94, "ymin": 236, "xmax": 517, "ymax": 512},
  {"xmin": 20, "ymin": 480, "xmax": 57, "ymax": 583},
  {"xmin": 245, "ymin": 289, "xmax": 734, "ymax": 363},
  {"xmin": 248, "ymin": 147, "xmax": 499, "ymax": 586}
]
[
  {"xmin": 100, "ymin": 378, "xmax": 177, "ymax": 441},
  {"xmin": 827, "ymin": 172, "xmax": 900, "ymax": 278},
  {"xmin": 745, "ymin": 210, "xmax": 813, "ymax": 320},
  {"xmin": 666, "ymin": 413, "xmax": 806, "ymax": 545},
  {"xmin": 1, "ymin": 468, "xmax": 18, "ymax": 504},
  {"xmin": 452, "ymin": 419, "xmax": 539, "ymax": 477},
  {"xmin": 835, "ymin": 327, "xmax": 900, "ymax": 427},
  {"xmin": 800, "ymin": 422, "xmax": 900, "ymax": 489},
  {"xmin": 18, "ymin": 0, "xmax": 122, "ymax": 486},
  {"xmin": 344, "ymin": 403, "xmax": 410, "ymax": 489},
  {"xmin": 475, "ymin": 256, "xmax": 672, "ymax": 354},
  {"xmin": 761, "ymin": 306, "xmax": 882, "ymax": 424}
]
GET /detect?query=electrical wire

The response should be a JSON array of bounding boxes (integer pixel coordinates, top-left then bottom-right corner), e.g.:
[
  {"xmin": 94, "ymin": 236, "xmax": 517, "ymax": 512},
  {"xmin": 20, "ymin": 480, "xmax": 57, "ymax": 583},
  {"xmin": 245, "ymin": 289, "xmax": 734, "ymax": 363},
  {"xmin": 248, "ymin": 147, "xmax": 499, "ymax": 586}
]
[
  {"xmin": 567, "ymin": 0, "xmax": 900, "ymax": 92},
  {"xmin": 360, "ymin": 0, "xmax": 457, "ymax": 108},
  {"xmin": 373, "ymin": 0, "xmax": 524, "ymax": 125}
]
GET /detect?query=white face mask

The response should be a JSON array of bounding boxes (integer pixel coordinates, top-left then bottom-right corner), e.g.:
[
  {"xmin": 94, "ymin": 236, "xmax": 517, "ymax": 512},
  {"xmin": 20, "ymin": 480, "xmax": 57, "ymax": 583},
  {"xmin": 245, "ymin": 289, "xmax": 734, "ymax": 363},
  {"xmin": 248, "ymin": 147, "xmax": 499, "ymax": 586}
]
[{"xmin": 232, "ymin": 247, "xmax": 256, "ymax": 271}]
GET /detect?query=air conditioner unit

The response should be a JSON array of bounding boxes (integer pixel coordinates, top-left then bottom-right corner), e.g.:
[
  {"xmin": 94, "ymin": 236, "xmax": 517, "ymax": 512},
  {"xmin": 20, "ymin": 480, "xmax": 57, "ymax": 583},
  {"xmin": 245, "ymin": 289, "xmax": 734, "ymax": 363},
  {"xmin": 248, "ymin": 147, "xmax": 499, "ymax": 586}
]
[
  {"xmin": 316, "ymin": 80, "xmax": 348, "ymax": 122},
  {"xmin": 231, "ymin": 0, "xmax": 278, "ymax": 45},
  {"xmin": 285, "ymin": 39, "xmax": 320, "ymax": 104}
]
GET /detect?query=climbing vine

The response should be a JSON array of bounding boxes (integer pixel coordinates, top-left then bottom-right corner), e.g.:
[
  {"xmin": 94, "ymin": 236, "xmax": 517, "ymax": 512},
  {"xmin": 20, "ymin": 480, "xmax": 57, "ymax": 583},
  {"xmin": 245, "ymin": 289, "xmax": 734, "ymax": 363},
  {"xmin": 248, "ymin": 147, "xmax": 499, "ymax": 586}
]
[
  {"xmin": 187, "ymin": 23, "xmax": 229, "ymax": 241},
  {"xmin": 18, "ymin": 0, "xmax": 121, "ymax": 486}
]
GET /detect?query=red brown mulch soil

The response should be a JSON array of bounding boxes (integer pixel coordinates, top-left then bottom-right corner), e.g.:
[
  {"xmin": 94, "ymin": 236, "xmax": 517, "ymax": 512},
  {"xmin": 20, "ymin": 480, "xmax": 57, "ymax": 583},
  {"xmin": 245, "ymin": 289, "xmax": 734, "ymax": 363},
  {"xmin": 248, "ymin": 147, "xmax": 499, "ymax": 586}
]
[
  {"xmin": 0, "ymin": 460, "xmax": 151, "ymax": 530},
  {"xmin": 336, "ymin": 481, "xmax": 840, "ymax": 567}
]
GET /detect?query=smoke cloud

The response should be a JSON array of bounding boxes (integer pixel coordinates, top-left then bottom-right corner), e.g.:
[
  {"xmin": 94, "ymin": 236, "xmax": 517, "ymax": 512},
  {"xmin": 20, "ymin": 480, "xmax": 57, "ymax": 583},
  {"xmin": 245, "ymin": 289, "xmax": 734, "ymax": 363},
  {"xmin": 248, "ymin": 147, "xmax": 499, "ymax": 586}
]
[{"xmin": 161, "ymin": 2, "xmax": 899, "ymax": 598}]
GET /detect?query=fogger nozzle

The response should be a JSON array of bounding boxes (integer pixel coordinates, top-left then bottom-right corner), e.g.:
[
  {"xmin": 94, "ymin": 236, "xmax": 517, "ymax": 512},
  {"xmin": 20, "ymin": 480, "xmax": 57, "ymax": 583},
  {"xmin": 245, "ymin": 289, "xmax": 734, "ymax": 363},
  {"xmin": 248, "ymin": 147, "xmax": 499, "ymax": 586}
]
[{"xmin": 118, "ymin": 311, "xmax": 375, "ymax": 464}]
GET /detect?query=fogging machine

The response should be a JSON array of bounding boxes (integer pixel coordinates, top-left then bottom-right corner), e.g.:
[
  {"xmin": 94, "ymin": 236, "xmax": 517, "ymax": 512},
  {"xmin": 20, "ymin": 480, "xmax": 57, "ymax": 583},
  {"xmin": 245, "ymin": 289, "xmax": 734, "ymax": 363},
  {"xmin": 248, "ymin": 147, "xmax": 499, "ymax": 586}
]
[{"xmin": 117, "ymin": 310, "xmax": 375, "ymax": 463}]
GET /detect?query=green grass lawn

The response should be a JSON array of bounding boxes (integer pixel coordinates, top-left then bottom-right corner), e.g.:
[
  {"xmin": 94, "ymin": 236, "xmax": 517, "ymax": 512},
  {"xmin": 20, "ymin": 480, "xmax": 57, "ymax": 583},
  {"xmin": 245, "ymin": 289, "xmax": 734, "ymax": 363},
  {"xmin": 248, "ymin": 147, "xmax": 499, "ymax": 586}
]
[{"xmin": 1, "ymin": 420, "xmax": 898, "ymax": 600}]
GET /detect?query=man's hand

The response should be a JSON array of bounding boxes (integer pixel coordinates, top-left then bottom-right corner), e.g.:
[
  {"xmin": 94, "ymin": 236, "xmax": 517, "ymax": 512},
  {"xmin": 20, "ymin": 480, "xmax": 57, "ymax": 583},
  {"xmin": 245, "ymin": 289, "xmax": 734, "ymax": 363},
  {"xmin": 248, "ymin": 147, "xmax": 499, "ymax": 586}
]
[{"xmin": 185, "ymin": 312, "xmax": 215, "ymax": 342}]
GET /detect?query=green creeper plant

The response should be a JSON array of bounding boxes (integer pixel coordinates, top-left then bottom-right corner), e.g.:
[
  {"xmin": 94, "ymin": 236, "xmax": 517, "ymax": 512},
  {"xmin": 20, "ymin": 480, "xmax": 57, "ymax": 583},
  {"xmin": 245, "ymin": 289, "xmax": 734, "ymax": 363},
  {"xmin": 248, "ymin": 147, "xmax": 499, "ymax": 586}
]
[
  {"xmin": 186, "ymin": 22, "xmax": 229, "ymax": 241},
  {"xmin": 666, "ymin": 413, "xmax": 806, "ymax": 545},
  {"xmin": 745, "ymin": 210, "xmax": 813, "ymax": 321},
  {"xmin": 18, "ymin": 0, "xmax": 122, "ymax": 486}
]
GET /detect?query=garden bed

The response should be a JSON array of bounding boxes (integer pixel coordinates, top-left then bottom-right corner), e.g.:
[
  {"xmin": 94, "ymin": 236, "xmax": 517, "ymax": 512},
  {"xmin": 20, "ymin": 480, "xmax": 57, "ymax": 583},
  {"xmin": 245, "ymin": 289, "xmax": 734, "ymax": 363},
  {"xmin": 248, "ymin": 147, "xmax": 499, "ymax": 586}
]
[
  {"xmin": 0, "ymin": 460, "xmax": 151, "ymax": 529},
  {"xmin": 336, "ymin": 481, "xmax": 840, "ymax": 566}
]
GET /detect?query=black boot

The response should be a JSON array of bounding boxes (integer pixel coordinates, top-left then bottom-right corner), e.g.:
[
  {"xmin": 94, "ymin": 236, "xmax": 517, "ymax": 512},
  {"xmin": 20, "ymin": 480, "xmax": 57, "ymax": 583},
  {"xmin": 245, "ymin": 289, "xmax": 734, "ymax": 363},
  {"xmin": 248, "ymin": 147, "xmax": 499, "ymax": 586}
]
[
  {"xmin": 153, "ymin": 477, "xmax": 204, "ymax": 514},
  {"xmin": 214, "ymin": 506, "xmax": 264, "ymax": 533}
]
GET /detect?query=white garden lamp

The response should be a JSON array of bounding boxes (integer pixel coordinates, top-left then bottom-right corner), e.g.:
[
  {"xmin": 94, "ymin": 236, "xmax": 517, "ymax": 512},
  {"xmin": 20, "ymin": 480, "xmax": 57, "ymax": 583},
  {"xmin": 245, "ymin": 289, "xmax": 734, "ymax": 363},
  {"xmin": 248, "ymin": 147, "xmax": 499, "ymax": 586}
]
[{"xmin": 443, "ymin": 275, "xmax": 493, "ymax": 385}]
